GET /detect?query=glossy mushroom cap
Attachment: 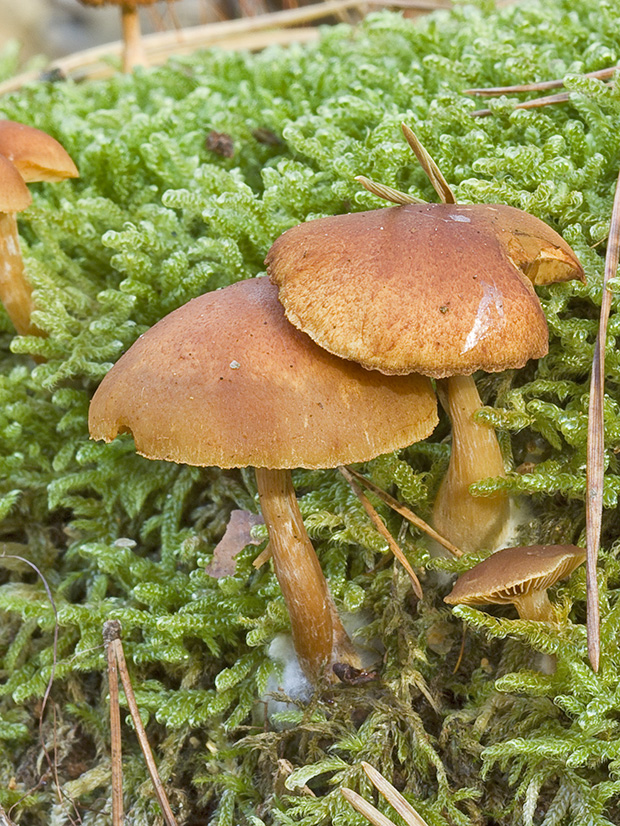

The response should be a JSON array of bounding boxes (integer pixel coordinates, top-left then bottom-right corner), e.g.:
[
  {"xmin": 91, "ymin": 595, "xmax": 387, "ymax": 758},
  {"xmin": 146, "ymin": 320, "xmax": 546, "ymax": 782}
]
[
  {"xmin": 0, "ymin": 121, "xmax": 79, "ymax": 184},
  {"xmin": 89, "ymin": 277, "xmax": 438, "ymax": 468},
  {"xmin": 266, "ymin": 203, "xmax": 584, "ymax": 378},
  {"xmin": 444, "ymin": 544, "xmax": 586, "ymax": 610},
  {"xmin": 0, "ymin": 155, "xmax": 32, "ymax": 213}
]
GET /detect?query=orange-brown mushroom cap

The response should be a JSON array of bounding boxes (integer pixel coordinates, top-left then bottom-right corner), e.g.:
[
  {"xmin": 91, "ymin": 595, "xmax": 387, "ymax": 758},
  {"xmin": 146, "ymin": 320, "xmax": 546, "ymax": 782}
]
[
  {"xmin": 89, "ymin": 277, "xmax": 438, "ymax": 468},
  {"xmin": 444, "ymin": 544, "xmax": 586, "ymax": 608},
  {"xmin": 0, "ymin": 121, "xmax": 79, "ymax": 184},
  {"xmin": 266, "ymin": 203, "xmax": 584, "ymax": 379}
]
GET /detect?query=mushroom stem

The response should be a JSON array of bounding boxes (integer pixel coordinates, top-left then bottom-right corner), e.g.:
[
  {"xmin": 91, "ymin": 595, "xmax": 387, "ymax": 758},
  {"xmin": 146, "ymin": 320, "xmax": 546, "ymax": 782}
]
[
  {"xmin": 255, "ymin": 467, "xmax": 360, "ymax": 682},
  {"xmin": 0, "ymin": 212, "xmax": 40, "ymax": 336},
  {"xmin": 121, "ymin": 4, "xmax": 148, "ymax": 72},
  {"xmin": 432, "ymin": 375, "xmax": 509, "ymax": 553},
  {"xmin": 513, "ymin": 589, "xmax": 555, "ymax": 624}
]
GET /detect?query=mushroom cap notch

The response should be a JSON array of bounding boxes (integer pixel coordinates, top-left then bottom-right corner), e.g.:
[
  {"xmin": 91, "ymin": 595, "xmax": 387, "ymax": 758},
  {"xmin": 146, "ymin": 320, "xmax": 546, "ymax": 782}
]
[
  {"xmin": 89, "ymin": 277, "xmax": 438, "ymax": 469},
  {"xmin": 266, "ymin": 203, "xmax": 584, "ymax": 379},
  {"xmin": 0, "ymin": 155, "xmax": 32, "ymax": 213},
  {"xmin": 444, "ymin": 543, "xmax": 586, "ymax": 607}
]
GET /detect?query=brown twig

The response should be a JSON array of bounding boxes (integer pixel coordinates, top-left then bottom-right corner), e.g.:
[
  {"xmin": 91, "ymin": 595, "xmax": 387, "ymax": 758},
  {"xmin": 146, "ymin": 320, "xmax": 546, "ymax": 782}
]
[
  {"xmin": 464, "ymin": 65, "xmax": 616, "ymax": 96},
  {"xmin": 103, "ymin": 620, "xmax": 179, "ymax": 826},
  {"xmin": 0, "ymin": 804, "xmax": 17, "ymax": 826},
  {"xmin": 339, "ymin": 466, "xmax": 423, "ymax": 599},
  {"xmin": 585, "ymin": 167, "xmax": 620, "ymax": 671},
  {"xmin": 104, "ymin": 623, "xmax": 124, "ymax": 826},
  {"xmin": 343, "ymin": 466, "xmax": 462, "ymax": 557},
  {"xmin": 470, "ymin": 91, "xmax": 571, "ymax": 117}
]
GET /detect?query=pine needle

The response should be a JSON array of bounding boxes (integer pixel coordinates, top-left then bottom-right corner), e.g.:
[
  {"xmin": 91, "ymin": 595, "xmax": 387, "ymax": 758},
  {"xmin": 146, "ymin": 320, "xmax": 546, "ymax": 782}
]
[
  {"xmin": 355, "ymin": 176, "xmax": 426, "ymax": 205},
  {"xmin": 362, "ymin": 762, "xmax": 430, "ymax": 826},
  {"xmin": 340, "ymin": 764, "xmax": 431, "ymax": 826},
  {"xmin": 341, "ymin": 787, "xmax": 399, "ymax": 826},
  {"xmin": 343, "ymin": 466, "xmax": 463, "ymax": 557},
  {"xmin": 103, "ymin": 620, "xmax": 179, "ymax": 826},
  {"xmin": 339, "ymin": 466, "xmax": 423, "ymax": 599},
  {"xmin": 470, "ymin": 91, "xmax": 571, "ymax": 117},
  {"xmin": 585, "ymin": 167, "xmax": 620, "ymax": 671},
  {"xmin": 464, "ymin": 66, "xmax": 616, "ymax": 96},
  {"xmin": 400, "ymin": 123, "xmax": 456, "ymax": 204}
]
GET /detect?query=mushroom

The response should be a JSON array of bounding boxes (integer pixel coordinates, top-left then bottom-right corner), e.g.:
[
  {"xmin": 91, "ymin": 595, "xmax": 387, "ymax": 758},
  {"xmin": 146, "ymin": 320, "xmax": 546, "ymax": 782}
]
[
  {"xmin": 88, "ymin": 277, "xmax": 438, "ymax": 683},
  {"xmin": 76, "ymin": 0, "xmax": 175, "ymax": 72},
  {"xmin": 444, "ymin": 543, "xmax": 586, "ymax": 623},
  {"xmin": 266, "ymin": 202, "xmax": 584, "ymax": 553},
  {"xmin": 0, "ymin": 121, "xmax": 79, "ymax": 337}
]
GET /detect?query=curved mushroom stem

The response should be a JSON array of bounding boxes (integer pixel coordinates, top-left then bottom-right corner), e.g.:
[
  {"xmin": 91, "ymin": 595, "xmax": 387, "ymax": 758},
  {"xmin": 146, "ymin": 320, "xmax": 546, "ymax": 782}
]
[
  {"xmin": 0, "ymin": 212, "xmax": 41, "ymax": 336},
  {"xmin": 432, "ymin": 375, "xmax": 510, "ymax": 554},
  {"xmin": 121, "ymin": 4, "xmax": 148, "ymax": 72},
  {"xmin": 513, "ymin": 590, "xmax": 557, "ymax": 673},
  {"xmin": 255, "ymin": 467, "xmax": 360, "ymax": 683}
]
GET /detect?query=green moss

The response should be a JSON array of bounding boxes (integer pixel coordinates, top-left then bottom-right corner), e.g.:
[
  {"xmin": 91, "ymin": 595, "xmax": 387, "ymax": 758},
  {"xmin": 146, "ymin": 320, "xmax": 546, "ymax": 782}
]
[{"xmin": 1, "ymin": 0, "xmax": 620, "ymax": 822}]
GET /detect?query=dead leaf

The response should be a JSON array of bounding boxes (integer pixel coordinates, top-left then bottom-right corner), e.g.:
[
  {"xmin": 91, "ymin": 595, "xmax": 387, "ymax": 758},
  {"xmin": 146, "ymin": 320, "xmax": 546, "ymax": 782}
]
[{"xmin": 205, "ymin": 509, "xmax": 264, "ymax": 578}]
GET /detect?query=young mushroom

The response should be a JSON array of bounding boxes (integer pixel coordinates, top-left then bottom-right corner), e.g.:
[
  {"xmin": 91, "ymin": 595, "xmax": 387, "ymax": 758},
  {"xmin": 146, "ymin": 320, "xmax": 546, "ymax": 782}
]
[
  {"xmin": 444, "ymin": 543, "xmax": 586, "ymax": 623},
  {"xmin": 76, "ymin": 0, "xmax": 176, "ymax": 72},
  {"xmin": 88, "ymin": 277, "xmax": 438, "ymax": 683},
  {"xmin": 266, "ymin": 202, "xmax": 584, "ymax": 553},
  {"xmin": 0, "ymin": 120, "xmax": 79, "ymax": 337}
]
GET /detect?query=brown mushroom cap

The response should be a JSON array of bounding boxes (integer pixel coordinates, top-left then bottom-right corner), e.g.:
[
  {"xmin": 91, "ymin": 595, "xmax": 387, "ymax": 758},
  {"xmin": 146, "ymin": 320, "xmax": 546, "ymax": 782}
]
[
  {"xmin": 266, "ymin": 203, "xmax": 584, "ymax": 379},
  {"xmin": 89, "ymin": 277, "xmax": 438, "ymax": 469},
  {"xmin": 444, "ymin": 544, "xmax": 586, "ymax": 607},
  {"xmin": 0, "ymin": 155, "xmax": 32, "ymax": 213},
  {"xmin": 0, "ymin": 121, "xmax": 79, "ymax": 184}
]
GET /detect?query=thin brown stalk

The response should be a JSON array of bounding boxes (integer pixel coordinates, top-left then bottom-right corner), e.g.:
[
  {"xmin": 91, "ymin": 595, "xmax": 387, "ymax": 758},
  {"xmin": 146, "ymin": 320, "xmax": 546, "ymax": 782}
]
[
  {"xmin": 452, "ymin": 625, "xmax": 467, "ymax": 675},
  {"xmin": 0, "ymin": 804, "xmax": 17, "ymax": 826},
  {"xmin": 362, "ymin": 762, "xmax": 429, "ymax": 826},
  {"xmin": 339, "ymin": 466, "xmax": 423, "ymax": 599},
  {"xmin": 585, "ymin": 167, "xmax": 620, "ymax": 671},
  {"xmin": 400, "ymin": 123, "xmax": 455, "ymax": 204},
  {"xmin": 104, "ymin": 623, "xmax": 124, "ymax": 826},
  {"xmin": 344, "ymin": 466, "xmax": 462, "ymax": 557},
  {"xmin": 465, "ymin": 66, "xmax": 616, "ymax": 96},
  {"xmin": 105, "ymin": 622, "xmax": 179, "ymax": 826},
  {"xmin": 470, "ymin": 91, "xmax": 570, "ymax": 117}
]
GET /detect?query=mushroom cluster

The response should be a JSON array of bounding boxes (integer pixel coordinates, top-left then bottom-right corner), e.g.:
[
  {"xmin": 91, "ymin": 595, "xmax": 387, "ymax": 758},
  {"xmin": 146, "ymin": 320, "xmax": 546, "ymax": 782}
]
[
  {"xmin": 89, "ymin": 277, "xmax": 438, "ymax": 682},
  {"xmin": 266, "ymin": 201, "xmax": 584, "ymax": 553},
  {"xmin": 0, "ymin": 120, "xmax": 79, "ymax": 336}
]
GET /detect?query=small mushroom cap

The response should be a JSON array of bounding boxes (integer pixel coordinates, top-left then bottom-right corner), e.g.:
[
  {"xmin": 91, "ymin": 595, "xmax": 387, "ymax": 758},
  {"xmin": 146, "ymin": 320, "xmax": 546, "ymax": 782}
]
[
  {"xmin": 89, "ymin": 277, "xmax": 438, "ymax": 469},
  {"xmin": 0, "ymin": 154, "xmax": 32, "ymax": 212},
  {"xmin": 0, "ymin": 121, "xmax": 79, "ymax": 183},
  {"xmin": 444, "ymin": 544, "xmax": 586, "ymax": 606},
  {"xmin": 266, "ymin": 203, "xmax": 584, "ymax": 378}
]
